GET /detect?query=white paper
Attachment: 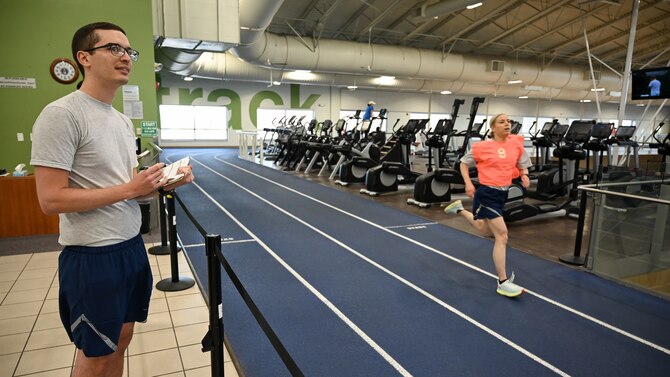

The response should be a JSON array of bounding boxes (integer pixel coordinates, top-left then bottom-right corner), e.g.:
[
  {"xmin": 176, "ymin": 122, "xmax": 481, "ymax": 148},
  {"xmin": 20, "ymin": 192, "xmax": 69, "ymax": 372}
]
[
  {"xmin": 161, "ymin": 156, "xmax": 190, "ymax": 186},
  {"xmin": 122, "ymin": 85, "xmax": 140, "ymax": 101},
  {"xmin": 123, "ymin": 101, "xmax": 144, "ymax": 119}
]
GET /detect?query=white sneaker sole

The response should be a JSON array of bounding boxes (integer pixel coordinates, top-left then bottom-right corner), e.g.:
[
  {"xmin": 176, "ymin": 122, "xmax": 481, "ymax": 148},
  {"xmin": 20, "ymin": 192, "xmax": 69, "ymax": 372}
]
[{"xmin": 496, "ymin": 288, "xmax": 525, "ymax": 298}]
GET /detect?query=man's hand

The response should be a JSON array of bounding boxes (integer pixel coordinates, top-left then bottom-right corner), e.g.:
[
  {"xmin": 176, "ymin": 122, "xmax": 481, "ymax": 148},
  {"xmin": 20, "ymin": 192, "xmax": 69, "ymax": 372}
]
[
  {"xmin": 162, "ymin": 165, "xmax": 195, "ymax": 192},
  {"xmin": 132, "ymin": 162, "xmax": 166, "ymax": 197}
]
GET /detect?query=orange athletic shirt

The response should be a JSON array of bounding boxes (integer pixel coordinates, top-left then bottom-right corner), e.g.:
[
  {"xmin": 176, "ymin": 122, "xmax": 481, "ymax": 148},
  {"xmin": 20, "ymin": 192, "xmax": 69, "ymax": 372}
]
[{"xmin": 471, "ymin": 135, "xmax": 525, "ymax": 186}]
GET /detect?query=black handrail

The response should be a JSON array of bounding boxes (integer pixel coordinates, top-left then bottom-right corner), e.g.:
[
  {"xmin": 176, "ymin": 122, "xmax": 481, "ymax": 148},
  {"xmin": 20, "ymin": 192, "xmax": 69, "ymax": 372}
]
[{"xmin": 171, "ymin": 191, "xmax": 304, "ymax": 377}]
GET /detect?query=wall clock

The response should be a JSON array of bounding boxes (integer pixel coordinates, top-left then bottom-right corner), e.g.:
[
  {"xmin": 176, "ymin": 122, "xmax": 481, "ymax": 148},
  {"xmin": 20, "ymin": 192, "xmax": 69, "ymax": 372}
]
[{"xmin": 50, "ymin": 58, "xmax": 79, "ymax": 84}]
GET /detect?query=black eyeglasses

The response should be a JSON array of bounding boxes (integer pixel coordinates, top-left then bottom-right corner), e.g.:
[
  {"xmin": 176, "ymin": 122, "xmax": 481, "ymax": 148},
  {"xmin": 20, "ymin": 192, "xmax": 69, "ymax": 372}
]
[{"xmin": 84, "ymin": 43, "xmax": 139, "ymax": 62}]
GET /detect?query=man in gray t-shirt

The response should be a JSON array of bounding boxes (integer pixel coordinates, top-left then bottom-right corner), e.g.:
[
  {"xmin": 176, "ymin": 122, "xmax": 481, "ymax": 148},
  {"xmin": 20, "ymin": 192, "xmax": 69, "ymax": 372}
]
[{"xmin": 31, "ymin": 22, "xmax": 193, "ymax": 377}]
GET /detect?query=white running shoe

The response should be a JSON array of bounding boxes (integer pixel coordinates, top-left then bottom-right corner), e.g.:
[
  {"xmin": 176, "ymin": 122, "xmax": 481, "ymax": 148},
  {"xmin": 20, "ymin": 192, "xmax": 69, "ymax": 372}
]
[
  {"xmin": 444, "ymin": 200, "xmax": 464, "ymax": 215},
  {"xmin": 497, "ymin": 273, "xmax": 524, "ymax": 298}
]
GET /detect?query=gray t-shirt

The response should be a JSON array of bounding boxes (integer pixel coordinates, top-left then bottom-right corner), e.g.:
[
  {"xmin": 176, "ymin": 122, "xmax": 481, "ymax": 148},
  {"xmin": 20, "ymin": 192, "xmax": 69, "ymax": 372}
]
[{"xmin": 31, "ymin": 90, "xmax": 140, "ymax": 247}]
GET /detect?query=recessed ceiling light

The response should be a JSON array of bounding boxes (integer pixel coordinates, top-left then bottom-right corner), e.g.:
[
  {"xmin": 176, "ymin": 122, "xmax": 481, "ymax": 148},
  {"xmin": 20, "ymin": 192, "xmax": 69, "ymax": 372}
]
[
  {"xmin": 518, "ymin": 96, "xmax": 528, "ymax": 99},
  {"xmin": 508, "ymin": 80, "xmax": 523, "ymax": 84}
]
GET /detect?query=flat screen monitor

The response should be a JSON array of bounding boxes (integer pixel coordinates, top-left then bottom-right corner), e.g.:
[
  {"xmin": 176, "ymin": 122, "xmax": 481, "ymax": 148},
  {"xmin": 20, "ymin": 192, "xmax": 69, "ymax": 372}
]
[{"xmin": 631, "ymin": 66, "xmax": 670, "ymax": 100}]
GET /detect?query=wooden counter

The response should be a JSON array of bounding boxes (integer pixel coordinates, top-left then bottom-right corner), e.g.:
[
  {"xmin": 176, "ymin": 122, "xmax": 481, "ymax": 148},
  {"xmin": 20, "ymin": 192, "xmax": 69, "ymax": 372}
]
[{"xmin": 0, "ymin": 175, "xmax": 59, "ymax": 238}]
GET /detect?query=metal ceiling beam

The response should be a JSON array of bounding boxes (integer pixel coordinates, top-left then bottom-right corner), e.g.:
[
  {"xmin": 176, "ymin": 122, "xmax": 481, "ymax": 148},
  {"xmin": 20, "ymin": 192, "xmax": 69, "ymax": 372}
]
[
  {"xmin": 332, "ymin": 0, "xmax": 380, "ymax": 40},
  {"xmin": 537, "ymin": 0, "xmax": 662, "ymax": 61},
  {"xmin": 601, "ymin": 32, "xmax": 670, "ymax": 64},
  {"xmin": 402, "ymin": 18, "xmax": 441, "ymax": 42},
  {"xmin": 438, "ymin": 0, "xmax": 524, "ymax": 48},
  {"xmin": 371, "ymin": 0, "xmax": 426, "ymax": 43},
  {"xmin": 567, "ymin": 12, "xmax": 668, "ymax": 60},
  {"xmin": 293, "ymin": 0, "xmax": 322, "ymax": 30},
  {"xmin": 473, "ymin": 0, "xmax": 572, "ymax": 52},
  {"xmin": 353, "ymin": 0, "xmax": 405, "ymax": 41},
  {"xmin": 509, "ymin": 3, "xmax": 607, "ymax": 54}
]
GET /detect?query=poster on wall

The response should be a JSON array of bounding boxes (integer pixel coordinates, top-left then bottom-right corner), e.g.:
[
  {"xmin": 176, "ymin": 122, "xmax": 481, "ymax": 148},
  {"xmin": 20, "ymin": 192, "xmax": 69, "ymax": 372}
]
[
  {"xmin": 0, "ymin": 77, "xmax": 36, "ymax": 89},
  {"xmin": 122, "ymin": 84, "xmax": 143, "ymax": 118},
  {"xmin": 123, "ymin": 101, "xmax": 143, "ymax": 119}
]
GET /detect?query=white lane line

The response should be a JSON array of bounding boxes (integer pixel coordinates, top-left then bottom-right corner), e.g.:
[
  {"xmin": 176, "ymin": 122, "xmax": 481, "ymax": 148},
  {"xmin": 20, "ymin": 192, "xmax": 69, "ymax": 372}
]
[
  {"xmin": 187, "ymin": 179, "xmax": 413, "ymax": 377},
  {"xmin": 182, "ymin": 239, "xmax": 256, "ymax": 249},
  {"xmin": 385, "ymin": 222, "xmax": 438, "ymax": 229},
  {"xmin": 199, "ymin": 158, "xmax": 568, "ymax": 376},
  {"xmin": 214, "ymin": 155, "xmax": 670, "ymax": 357}
]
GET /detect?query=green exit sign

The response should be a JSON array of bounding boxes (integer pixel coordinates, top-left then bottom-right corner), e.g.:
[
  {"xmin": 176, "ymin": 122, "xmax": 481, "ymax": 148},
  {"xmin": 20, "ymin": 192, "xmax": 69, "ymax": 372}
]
[{"xmin": 140, "ymin": 121, "xmax": 157, "ymax": 137}]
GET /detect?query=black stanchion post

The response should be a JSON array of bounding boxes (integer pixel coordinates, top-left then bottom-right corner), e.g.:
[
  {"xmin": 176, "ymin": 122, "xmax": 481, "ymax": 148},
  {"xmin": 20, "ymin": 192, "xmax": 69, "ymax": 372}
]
[
  {"xmin": 156, "ymin": 192, "xmax": 195, "ymax": 291},
  {"xmin": 560, "ymin": 189, "xmax": 588, "ymax": 266},
  {"xmin": 149, "ymin": 191, "xmax": 181, "ymax": 255},
  {"xmin": 201, "ymin": 234, "xmax": 224, "ymax": 376}
]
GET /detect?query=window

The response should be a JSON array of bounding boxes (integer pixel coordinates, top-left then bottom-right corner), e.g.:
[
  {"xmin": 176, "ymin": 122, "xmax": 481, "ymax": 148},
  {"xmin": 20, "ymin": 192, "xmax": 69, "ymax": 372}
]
[
  {"xmin": 159, "ymin": 105, "xmax": 228, "ymax": 141},
  {"xmin": 258, "ymin": 109, "xmax": 315, "ymax": 130}
]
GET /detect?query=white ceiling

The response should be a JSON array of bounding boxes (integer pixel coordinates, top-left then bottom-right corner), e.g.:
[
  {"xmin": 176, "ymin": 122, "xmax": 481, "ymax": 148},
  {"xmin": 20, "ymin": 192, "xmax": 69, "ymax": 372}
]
[{"xmin": 266, "ymin": 0, "xmax": 670, "ymax": 72}]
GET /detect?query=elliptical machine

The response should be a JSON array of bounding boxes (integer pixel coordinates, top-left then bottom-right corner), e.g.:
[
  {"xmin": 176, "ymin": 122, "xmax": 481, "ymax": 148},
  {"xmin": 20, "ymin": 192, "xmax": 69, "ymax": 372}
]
[
  {"xmin": 503, "ymin": 120, "xmax": 594, "ymax": 222},
  {"xmin": 407, "ymin": 97, "xmax": 485, "ymax": 207},
  {"xmin": 424, "ymin": 99, "xmax": 465, "ymax": 172},
  {"xmin": 360, "ymin": 119, "xmax": 429, "ymax": 196}
]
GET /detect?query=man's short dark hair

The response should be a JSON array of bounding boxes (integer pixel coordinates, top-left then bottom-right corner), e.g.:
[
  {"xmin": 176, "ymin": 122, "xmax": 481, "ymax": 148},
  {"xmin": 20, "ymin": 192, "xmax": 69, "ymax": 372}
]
[{"xmin": 71, "ymin": 22, "xmax": 127, "ymax": 79}]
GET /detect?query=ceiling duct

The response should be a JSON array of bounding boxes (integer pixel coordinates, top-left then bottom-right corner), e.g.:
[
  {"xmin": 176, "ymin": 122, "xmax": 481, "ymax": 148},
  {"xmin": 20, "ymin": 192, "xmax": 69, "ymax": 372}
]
[{"xmin": 155, "ymin": 0, "xmax": 626, "ymax": 101}]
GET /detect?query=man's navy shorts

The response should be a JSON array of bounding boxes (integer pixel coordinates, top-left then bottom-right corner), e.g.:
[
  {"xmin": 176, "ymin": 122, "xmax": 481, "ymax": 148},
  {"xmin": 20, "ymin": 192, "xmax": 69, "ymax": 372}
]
[
  {"xmin": 58, "ymin": 233, "xmax": 152, "ymax": 357},
  {"xmin": 472, "ymin": 185, "xmax": 508, "ymax": 220}
]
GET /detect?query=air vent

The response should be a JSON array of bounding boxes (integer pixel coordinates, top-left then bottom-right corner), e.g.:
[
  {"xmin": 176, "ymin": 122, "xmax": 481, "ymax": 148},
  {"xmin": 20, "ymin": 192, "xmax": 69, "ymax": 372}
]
[
  {"xmin": 488, "ymin": 60, "xmax": 505, "ymax": 72},
  {"xmin": 583, "ymin": 70, "xmax": 601, "ymax": 81}
]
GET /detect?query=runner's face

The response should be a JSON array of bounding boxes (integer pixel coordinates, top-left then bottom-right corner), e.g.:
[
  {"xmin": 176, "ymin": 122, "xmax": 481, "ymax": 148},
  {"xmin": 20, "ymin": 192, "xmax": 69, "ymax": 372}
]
[{"xmin": 492, "ymin": 115, "xmax": 511, "ymax": 137}]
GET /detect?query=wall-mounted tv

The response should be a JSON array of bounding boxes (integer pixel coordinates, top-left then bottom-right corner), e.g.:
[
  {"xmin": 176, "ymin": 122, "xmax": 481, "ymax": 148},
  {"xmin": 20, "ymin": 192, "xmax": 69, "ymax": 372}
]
[{"xmin": 631, "ymin": 66, "xmax": 670, "ymax": 100}]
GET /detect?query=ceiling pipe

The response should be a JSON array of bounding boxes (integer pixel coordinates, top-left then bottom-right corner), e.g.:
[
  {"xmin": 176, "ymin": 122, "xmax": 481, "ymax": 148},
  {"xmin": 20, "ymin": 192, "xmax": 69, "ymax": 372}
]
[
  {"xmin": 158, "ymin": 0, "xmax": 626, "ymax": 102},
  {"xmin": 185, "ymin": 52, "xmax": 622, "ymax": 102},
  {"xmin": 154, "ymin": 47, "xmax": 202, "ymax": 75}
]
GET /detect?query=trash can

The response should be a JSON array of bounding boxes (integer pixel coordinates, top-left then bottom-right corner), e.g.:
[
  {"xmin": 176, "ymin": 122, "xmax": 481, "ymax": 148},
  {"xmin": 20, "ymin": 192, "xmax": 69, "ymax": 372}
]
[{"xmin": 138, "ymin": 199, "xmax": 152, "ymax": 234}]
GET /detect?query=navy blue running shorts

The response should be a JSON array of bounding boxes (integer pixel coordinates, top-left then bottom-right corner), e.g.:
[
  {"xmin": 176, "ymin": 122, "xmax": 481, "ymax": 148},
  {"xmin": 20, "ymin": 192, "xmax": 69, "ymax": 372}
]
[
  {"xmin": 58, "ymin": 233, "xmax": 153, "ymax": 357},
  {"xmin": 472, "ymin": 185, "xmax": 508, "ymax": 220}
]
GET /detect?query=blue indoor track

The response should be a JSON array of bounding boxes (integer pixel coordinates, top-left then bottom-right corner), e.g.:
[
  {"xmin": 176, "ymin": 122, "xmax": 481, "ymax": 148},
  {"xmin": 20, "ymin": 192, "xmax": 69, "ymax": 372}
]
[{"xmin": 162, "ymin": 148, "xmax": 670, "ymax": 377}]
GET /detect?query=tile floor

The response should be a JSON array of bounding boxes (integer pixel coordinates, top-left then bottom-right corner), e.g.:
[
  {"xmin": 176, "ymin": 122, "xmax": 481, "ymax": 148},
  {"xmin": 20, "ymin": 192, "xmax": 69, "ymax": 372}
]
[{"xmin": 0, "ymin": 243, "xmax": 239, "ymax": 377}]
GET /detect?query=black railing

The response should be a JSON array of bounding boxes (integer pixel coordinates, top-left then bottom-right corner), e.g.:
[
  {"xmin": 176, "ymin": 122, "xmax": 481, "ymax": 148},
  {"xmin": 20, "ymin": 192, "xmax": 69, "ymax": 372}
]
[{"xmin": 157, "ymin": 189, "xmax": 304, "ymax": 377}]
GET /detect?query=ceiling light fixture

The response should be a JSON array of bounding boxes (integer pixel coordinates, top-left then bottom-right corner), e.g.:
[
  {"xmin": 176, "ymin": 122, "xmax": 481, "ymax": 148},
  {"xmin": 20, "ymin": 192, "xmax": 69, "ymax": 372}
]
[
  {"xmin": 590, "ymin": 88, "xmax": 605, "ymax": 92},
  {"xmin": 347, "ymin": 85, "xmax": 358, "ymax": 90},
  {"xmin": 518, "ymin": 96, "xmax": 528, "ymax": 99},
  {"xmin": 183, "ymin": 76, "xmax": 193, "ymax": 81},
  {"xmin": 580, "ymin": 99, "xmax": 591, "ymax": 103},
  {"xmin": 466, "ymin": 2, "xmax": 483, "ymax": 9},
  {"xmin": 440, "ymin": 90, "xmax": 452, "ymax": 95},
  {"xmin": 272, "ymin": 81, "xmax": 281, "ymax": 86},
  {"xmin": 507, "ymin": 80, "xmax": 523, "ymax": 84},
  {"xmin": 378, "ymin": 76, "xmax": 396, "ymax": 85}
]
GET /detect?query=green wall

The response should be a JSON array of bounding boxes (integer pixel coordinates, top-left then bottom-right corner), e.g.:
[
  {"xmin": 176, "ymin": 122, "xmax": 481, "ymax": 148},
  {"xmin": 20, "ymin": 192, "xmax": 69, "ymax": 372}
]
[{"xmin": 0, "ymin": 0, "xmax": 157, "ymax": 173}]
